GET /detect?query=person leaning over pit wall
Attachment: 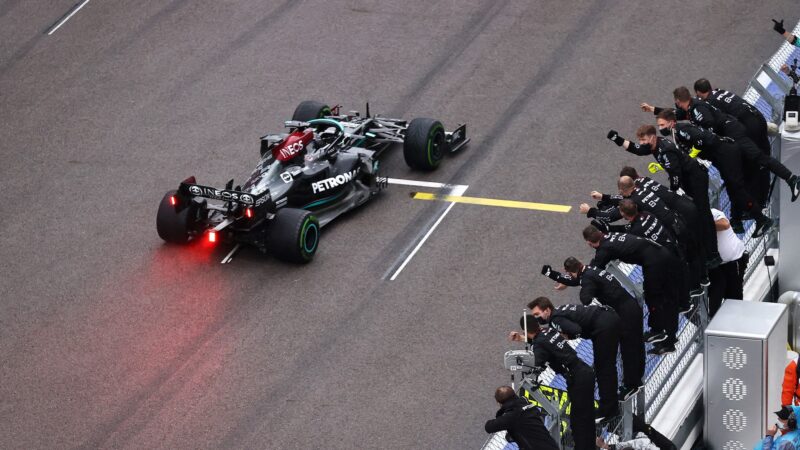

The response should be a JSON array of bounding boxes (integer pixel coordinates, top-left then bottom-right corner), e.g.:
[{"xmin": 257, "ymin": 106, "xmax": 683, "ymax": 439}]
[
  {"xmin": 508, "ymin": 315, "xmax": 597, "ymax": 450},
  {"xmin": 693, "ymin": 78, "xmax": 773, "ymax": 207},
  {"xmin": 541, "ymin": 257, "xmax": 645, "ymax": 398},
  {"xmin": 484, "ymin": 386, "xmax": 559, "ymax": 450},
  {"xmin": 527, "ymin": 296, "xmax": 621, "ymax": 422},
  {"xmin": 773, "ymin": 19, "xmax": 800, "ymax": 47}
]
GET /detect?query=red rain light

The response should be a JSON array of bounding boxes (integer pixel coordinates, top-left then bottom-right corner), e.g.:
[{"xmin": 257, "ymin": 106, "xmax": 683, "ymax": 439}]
[
  {"xmin": 244, "ymin": 208, "xmax": 253, "ymax": 219},
  {"xmin": 208, "ymin": 231, "xmax": 217, "ymax": 243},
  {"xmin": 170, "ymin": 195, "xmax": 177, "ymax": 206}
]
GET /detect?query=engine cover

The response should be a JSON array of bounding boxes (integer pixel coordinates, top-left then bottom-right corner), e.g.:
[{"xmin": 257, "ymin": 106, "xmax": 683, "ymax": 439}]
[{"xmin": 273, "ymin": 129, "xmax": 314, "ymax": 162}]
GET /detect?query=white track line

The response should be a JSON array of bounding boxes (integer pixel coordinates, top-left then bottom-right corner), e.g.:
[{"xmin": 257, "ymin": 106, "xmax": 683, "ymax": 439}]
[
  {"xmin": 221, "ymin": 244, "xmax": 241, "ymax": 264},
  {"xmin": 389, "ymin": 184, "xmax": 468, "ymax": 281},
  {"xmin": 47, "ymin": 0, "xmax": 91, "ymax": 35},
  {"xmin": 386, "ymin": 177, "xmax": 468, "ymax": 191}
]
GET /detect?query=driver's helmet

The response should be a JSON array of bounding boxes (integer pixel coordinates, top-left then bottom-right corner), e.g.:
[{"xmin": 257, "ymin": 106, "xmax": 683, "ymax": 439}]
[
  {"xmin": 318, "ymin": 126, "xmax": 339, "ymax": 143},
  {"xmin": 273, "ymin": 128, "xmax": 314, "ymax": 164}
]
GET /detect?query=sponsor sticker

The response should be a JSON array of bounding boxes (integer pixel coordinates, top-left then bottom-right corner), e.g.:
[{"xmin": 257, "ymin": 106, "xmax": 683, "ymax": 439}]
[
  {"xmin": 186, "ymin": 185, "xmax": 257, "ymax": 205},
  {"xmin": 311, "ymin": 168, "xmax": 360, "ymax": 194}
]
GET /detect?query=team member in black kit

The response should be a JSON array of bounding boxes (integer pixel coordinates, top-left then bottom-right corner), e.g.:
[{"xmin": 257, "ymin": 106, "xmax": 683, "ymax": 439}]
[
  {"xmin": 588, "ymin": 176, "xmax": 696, "ymax": 300},
  {"xmin": 579, "ymin": 192, "xmax": 690, "ymax": 312},
  {"xmin": 509, "ymin": 317, "xmax": 596, "ymax": 450},
  {"xmin": 607, "ymin": 126, "xmax": 720, "ymax": 268},
  {"xmin": 484, "ymin": 386, "xmax": 559, "ymax": 450},
  {"xmin": 541, "ymin": 258, "xmax": 645, "ymax": 398},
  {"xmin": 693, "ymin": 80, "xmax": 769, "ymax": 147},
  {"xmin": 609, "ymin": 200, "xmax": 678, "ymax": 248},
  {"xmin": 599, "ymin": 199, "xmax": 694, "ymax": 313},
  {"xmin": 590, "ymin": 199, "xmax": 678, "ymax": 254},
  {"xmin": 694, "ymin": 78, "xmax": 773, "ymax": 207},
  {"xmin": 656, "ymin": 109, "xmax": 775, "ymax": 237},
  {"xmin": 527, "ymin": 296, "xmax": 620, "ymax": 420},
  {"xmin": 620, "ymin": 166, "xmax": 715, "ymax": 265},
  {"xmin": 619, "ymin": 168, "xmax": 711, "ymax": 289},
  {"xmin": 582, "ymin": 225, "xmax": 679, "ymax": 355},
  {"xmin": 583, "ymin": 176, "xmax": 685, "ymax": 242},
  {"xmin": 644, "ymin": 88, "xmax": 800, "ymax": 202}
]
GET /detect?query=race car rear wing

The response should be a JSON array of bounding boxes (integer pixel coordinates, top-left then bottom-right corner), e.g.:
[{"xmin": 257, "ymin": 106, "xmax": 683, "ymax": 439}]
[{"xmin": 178, "ymin": 176, "xmax": 270, "ymax": 208}]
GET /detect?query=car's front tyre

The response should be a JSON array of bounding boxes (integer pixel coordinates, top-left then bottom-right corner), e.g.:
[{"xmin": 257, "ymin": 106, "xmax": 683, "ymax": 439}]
[{"xmin": 403, "ymin": 117, "xmax": 445, "ymax": 171}]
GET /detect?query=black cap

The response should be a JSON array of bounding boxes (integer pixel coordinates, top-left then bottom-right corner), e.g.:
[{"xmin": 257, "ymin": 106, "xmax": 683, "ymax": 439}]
[
  {"xmin": 519, "ymin": 314, "xmax": 540, "ymax": 333},
  {"xmin": 776, "ymin": 406, "xmax": 793, "ymax": 420}
]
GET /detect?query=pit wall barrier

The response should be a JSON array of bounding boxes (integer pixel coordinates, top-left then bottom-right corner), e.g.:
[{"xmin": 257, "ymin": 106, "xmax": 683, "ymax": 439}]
[{"xmin": 481, "ymin": 20, "xmax": 800, "ymax": 450}]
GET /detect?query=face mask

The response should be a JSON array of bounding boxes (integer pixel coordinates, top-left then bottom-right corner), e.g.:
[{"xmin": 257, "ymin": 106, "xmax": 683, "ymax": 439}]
[
  {"xmin": 536, "ymin": 316, "xmax": 549, "ymax": 326},
  {"xmin": 637, "ymin": 143, "xmax": 652, "ymax": 152},
  {"xmin": 659, "ymin": 127, "xmax": 671, "ymax": 137},
  {"xmin": 778, "ymin": 422, "xmax": 788, "ymax": 431}
]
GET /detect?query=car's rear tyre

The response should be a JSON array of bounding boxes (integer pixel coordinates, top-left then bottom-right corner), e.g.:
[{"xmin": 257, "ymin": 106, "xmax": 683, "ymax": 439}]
[
  {"xmin": 403, "ymin": 118, "xmax": 445, "ymax": 171},
  {"xmin": 157, "ymin": 190, "xmax": 194, "ymax": 244},
  {"xmin": 266, "ymin": 208, "xmax": 320, "ymax": 263},
  {"xmin": 292, "ymin": 101, "xmax": 332, "ymax": 122}
]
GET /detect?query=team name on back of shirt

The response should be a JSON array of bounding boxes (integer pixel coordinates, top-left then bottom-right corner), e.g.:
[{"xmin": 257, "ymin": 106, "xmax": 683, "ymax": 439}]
[
  {"xmin": 606, "ymin": 232, "xmax": 629, "ymax": 243},
  {"xmin": 543, "ymin": 328, "xmax": 566, "ymax": 349},
  {"xmin": 589, "ymin": 266, "xmax": 615, "ymax": 283}
]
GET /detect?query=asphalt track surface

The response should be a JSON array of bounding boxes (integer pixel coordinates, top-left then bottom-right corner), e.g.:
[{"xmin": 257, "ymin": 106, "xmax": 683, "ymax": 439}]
[{"xmin": 0, "ymin": 1, "xmax": 795, "ymax": 448}]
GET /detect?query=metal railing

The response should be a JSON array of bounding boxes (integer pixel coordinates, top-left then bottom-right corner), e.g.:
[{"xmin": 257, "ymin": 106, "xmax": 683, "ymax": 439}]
[{"xmin": 481, "ymin": 22, "xmax": 800, "ymax": 450}]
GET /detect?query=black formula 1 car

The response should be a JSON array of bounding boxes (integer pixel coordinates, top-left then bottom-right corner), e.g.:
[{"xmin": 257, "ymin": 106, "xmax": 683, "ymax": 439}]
[{"xmin": 156, "ymin": 101, "xmax": 469, "ymax": 263}]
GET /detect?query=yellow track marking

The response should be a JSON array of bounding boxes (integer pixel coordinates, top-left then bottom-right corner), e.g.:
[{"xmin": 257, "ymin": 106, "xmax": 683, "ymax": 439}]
[{"xmin": 411, "ymin": 192, "xmax": 571, "ymax": 213}]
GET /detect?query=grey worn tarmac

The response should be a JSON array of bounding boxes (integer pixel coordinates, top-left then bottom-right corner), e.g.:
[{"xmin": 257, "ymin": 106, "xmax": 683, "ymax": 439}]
[{"xmin": 0, "ymin": 1, "xmax": 793, "ymax": 448}]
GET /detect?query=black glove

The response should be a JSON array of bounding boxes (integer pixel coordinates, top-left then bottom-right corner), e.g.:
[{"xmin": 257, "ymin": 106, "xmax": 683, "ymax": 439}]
[
  {"xmin": 591, "ymin": 219, "xmax": 609, "ymax": 233},
  {"xmin": 541, "ymin": 264, "xmax": 552, "ymax": 277},
  {"xmin": 773, "ymin": 19, "xmax": 786, "ymax": 35},
  {"xmin": 607, "ymin": 130, "xmax": 625, "ymax": 147}
]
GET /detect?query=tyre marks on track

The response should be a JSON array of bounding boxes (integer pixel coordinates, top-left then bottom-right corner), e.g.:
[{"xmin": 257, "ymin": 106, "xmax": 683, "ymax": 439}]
[
  {"xmin": 92, "ymin": 1, "xmax": 609, "ymax": 446},
  {"xmin": 164, "ymin": 0, "xmax": 299, "ymax": 102},
  {"xmin": 0, "ymin": 0, "xmax": 23, "ymax": 20},
  {"xmin": 76, "ymin": 5, "xmax": 298, "ymax": 442},
  {"xmin": 387, "ymin": 0, "xmax": 508, "ymax": 118},
  {"xmin": 379, "ymin": 0, "xmax": 611, "ymax": 280},
  {"xmin": 445, "ymin": 0, "xmax": 613, "ymax": 187},
  {"xmin": 71, "ymin": 3, "xmax": 322, "ymax": 447},
  {"xmin": 0, "ymin": 34, "xmax": 40, "ymax": 79},
  {"xmin": 388, "ymin": 182, "xmax": 469, "ymax": 281},
  {"xmin": 84, "ymin": 1, "xmax": 604, "ymax": 446},
  {"xmin": 376, "ymin": 0, "xmax": 510, "ymax": 280}
]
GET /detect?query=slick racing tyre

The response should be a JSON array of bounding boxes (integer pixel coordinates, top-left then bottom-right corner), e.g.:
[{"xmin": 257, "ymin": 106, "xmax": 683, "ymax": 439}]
[
  {"xmin": 292, "ymin": 101, "xmax": 332, "ymax": 122},
  {"xmin": 403, "ymin": 117, "xmax": 445, "ymax": 171},
  {"xmin": 156, "ymin": 190, "xmax": 196, "ymax": 244},
  {"xmin": 266, "ymin": 208, "xmax": 320, "ymax": 263}
]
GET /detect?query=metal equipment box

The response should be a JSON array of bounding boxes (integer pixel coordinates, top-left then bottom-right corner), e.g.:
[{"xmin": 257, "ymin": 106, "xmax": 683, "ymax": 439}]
[{"xmin": 704, "ymin": 300, "xmax": 788, "ymax": 450}]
